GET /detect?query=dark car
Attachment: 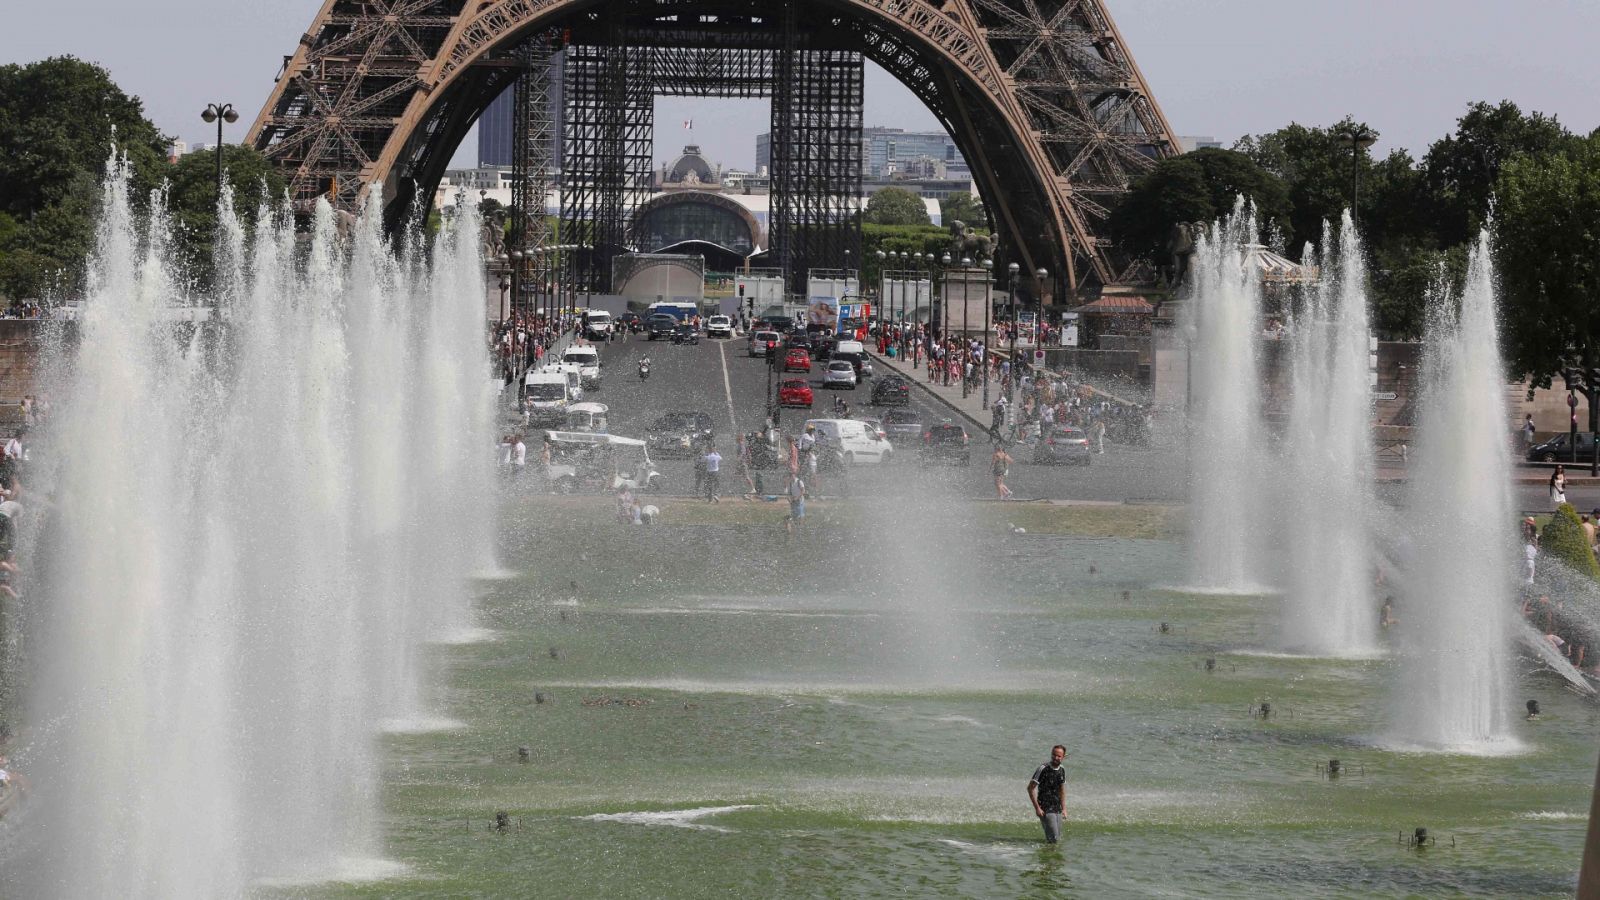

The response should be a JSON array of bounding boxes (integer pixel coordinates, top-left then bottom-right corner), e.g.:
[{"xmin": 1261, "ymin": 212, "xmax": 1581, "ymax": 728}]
[
  {"xmin": 783, "ymin": 331, "xmax": 813, "ymax": 354},
  {"xmin": 871, "ymin": 375, "xmax": 911, "ymax": 405},
  {"xmin": 919, "ymin": 421, "xmax": 971, "ymax": 466},
  {"xmin": 1528, "ymin": 432, "xmax": 1597, "ymax": 463},
  {"xmin": 879, "ymin": 407, "xmax": 923, "ymax": 442},
  {"xmin": 646, "ymin": 314, "xmax": 677, "ymax": 340},
  {"xmin": 645, "ymin": 411, "xmax": 715, "ymax": 457},
  {"xmin": 1033, "ymin": 426, "xmax": 1092, "ymax": 465},
  {"xmin": 758, "ymin": 315, "xmax": 794, "ymax": 333},
  {"xmin": 671, "ymin": 322, "xmax": 700, "ymax": 345}
]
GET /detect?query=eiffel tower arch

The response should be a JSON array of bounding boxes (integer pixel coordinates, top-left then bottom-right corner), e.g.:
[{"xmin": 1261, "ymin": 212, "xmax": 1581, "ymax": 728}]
[{"xmin": 248, "ymin": 0, "xmax": 1176, "ymax": 298}]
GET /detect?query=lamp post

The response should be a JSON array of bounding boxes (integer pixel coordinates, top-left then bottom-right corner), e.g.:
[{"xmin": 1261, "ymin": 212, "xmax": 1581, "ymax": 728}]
[
  {"xmin": 1337, "ymin": 126, "xmax": 1378, "ymax": 227},
  {"xmin": 939, "ymin": 252, "xmax": 953, "ymax": 385},
  {"xmin": 959, "ymin": 256, "xmax": 973, "ymax": 397},
  {"xmin": 199, "ymin": 103, "xmax": 240, "ymax": 204},
  {"xmin": 1034, "ymin": 268, "xmax": 1049, "ymax": 349},
  {"xmin": 1007, "ymin": 262, "xmax": 1021, "ymax": 406},
  {"xmin": 982, "ymin": 258, "xmax": 994, "ymax": 409}
]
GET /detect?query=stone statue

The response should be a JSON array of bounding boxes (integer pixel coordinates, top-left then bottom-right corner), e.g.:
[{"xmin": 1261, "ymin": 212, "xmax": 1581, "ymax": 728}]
[
  {"xmin": 1163, "ymin": 222, "xmax": 1200, "ymax": 287},
  {"xmin": 947, "ymin": 219, "xmax": 995, "ymax": 262},
  {"xmin": 481, "ymin": 210, "xmax": 507, "ymax": 260}
]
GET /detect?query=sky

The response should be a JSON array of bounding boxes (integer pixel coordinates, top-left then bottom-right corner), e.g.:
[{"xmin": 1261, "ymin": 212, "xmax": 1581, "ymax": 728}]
[{"xmin": 3, "ymin": 0, "xmax": 1598, "ymax": 173}]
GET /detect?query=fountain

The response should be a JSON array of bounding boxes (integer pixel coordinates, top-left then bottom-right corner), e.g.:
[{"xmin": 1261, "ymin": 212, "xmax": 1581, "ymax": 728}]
[
  {"xmin": 4, "ymin": 155, "xmax": 492, "ymax": 896},
  {"xmin": 1280, "ymin": 213, "xmax": 1378, "ymax": 656},
  {"xmin": 1184, "ymin": 199, "xmax": 1268, "ymax": 591},
  {"xmin": 1389, "ymin": 228, "xmax": 1519, "ymax": 752}
]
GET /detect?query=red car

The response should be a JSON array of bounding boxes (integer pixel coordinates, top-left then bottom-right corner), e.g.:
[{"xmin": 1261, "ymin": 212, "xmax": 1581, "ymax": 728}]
[
  {"xmin": 778, "ymin": 378, "xmax": 814, "ymax": 408},
  {"xmin": 783, "ymin": 348, "xmax": 812, "ymax": 373}
]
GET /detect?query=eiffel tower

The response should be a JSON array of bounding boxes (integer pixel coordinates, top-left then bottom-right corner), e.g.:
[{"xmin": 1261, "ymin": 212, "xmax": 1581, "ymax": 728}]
[{"xmin": 249, "ymin": 0, "xmax": 1176, "ymax": 298}]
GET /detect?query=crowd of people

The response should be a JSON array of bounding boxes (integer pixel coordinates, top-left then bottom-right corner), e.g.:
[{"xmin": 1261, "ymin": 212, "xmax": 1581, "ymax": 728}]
[
  {"xmin": 489, "ymin": 310, "xmax": 583, "ymax": 384},
  {"xmin": 1520, "ymin": 504, "xmax": 1600, "ymax": 678},
  {"xmin": 0, "ymin": 410, "xmax": 31, "ymax": 813}
]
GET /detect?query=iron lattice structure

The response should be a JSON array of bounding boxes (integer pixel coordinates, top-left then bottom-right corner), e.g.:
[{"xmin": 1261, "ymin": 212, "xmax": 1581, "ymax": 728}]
[
  {"xmin": 510, "ymin": 32, "xmax": 557, "ymax": 312},
  {"xmin": 770, "ymin": 4, "xmax": 863, "ymax": 296},
  {"xmin": 560, "ymin": 12, "xmax": 654, "ymax": 295},
  {"xmin": 251, "ymin": 0, "xmax": 1177, "ymax": 297}
]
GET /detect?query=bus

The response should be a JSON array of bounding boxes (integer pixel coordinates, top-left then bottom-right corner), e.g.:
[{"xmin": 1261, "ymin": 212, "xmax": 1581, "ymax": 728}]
[{"xmin": 646, "ymin": 301, "xmax": 700, "ymax": 322}]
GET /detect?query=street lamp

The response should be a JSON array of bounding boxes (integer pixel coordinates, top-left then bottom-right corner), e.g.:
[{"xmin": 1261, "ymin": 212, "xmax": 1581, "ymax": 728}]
[
  {"xmin": 982, "ymin": 257, "xmax": 994, "ymax": 409},
  {"xmin": 940, "ymin": 252, "xmax": 953, "ymax": 385},
  {"xmin": 1337, "ymin": 126, "xmax": 1378, "ymax": 227},
  {"xmin": 1007, "ymin": 262, "xmax": 1021, "ymax": 406},
  {"xmin": 199, "ymin": 103, "xmax": 240, "ymax": 205},
  {"xmin": 1035, "ymin": 268, "xmax": 1049, "ymax": 350}
]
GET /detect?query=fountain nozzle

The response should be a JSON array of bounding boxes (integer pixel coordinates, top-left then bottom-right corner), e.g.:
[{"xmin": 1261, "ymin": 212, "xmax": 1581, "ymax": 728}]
[
  {"xmin": 1204, "ymin": 657, "xmax": 1216, "ymax": 673},
  {"xmin": 1526, "ymin": 699, "xmax": 1540, "ymax": 719},
  {"xmin": 517, "ymin": 746, "xmax": 531, "ymax": 763},
  {"xmin": 1327, "ymin": 759, "xmax": 1341, "ymax": 777}
]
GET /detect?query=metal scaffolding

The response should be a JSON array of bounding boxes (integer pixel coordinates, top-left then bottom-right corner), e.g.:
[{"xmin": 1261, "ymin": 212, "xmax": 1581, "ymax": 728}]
[
  {"xmin": 511, "ymin": 33, "xmax": 558, "ymax": 318},
  {"xmin": 561, "ymin": 7, "xmax": 654, "ymax": 296},
  {"xmin": 769, "ymin": 3, "xmax": 863, "ymax": 295}
]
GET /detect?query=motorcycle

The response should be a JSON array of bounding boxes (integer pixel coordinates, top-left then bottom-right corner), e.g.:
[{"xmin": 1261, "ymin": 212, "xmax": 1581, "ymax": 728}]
[
  {"xmin": 832, "ymin": 395, "xmax": 851, "ymax": 418},
  {"xmin": 638, "ymin": 358, "xmax": 651, "ymax": 381}
]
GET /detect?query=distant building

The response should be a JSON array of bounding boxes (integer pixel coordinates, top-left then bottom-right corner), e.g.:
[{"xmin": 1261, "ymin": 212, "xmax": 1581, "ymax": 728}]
[
  {"xmin": 167, "ymin": 141, "xmax": 188, "ymax": 163},
  {"xmin": 477, "ymin": 56, "xmax": 565, "ymax": 169},
  {"xmin": 756, "ymin": 126, "xmax": 969, "ymax": 179},
  {"xmin": 1177, "ymin": 135, "xmax": 1224, "ymax": 153}
]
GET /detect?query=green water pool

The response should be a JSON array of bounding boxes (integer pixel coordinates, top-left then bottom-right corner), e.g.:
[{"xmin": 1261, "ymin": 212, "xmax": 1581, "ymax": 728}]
[{"xmin": 295, "ymin": 498, "xmax": 1594, "ymax": 898}]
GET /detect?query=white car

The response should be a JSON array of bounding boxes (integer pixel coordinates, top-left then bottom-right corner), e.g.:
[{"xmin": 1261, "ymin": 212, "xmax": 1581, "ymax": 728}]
[
  {"xmin": 823, "ymin": 359, "xmax": 858, "ymax": 389},
  {"xmin": 706, "ymin": 315, "xmax": 734, "ymax": 338},
  {"xmin": 560, "ymin": 346, "xmax": 603, "ymax": 389},
  {"xmin": 804, "ymin": 418, "xmax": 894, "ymax": 465}
]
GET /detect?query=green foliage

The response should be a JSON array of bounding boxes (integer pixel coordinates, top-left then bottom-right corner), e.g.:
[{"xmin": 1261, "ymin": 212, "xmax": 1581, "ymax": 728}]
[
  {"xmin": 1234, "ymin": 118, "xmax": 1377, "ymax": 254},
  {"xmin": 1424, "ymin": 101, "xmax": 1577, "ymax": 248},
  {"xmin": 940, "ymin": 192, "xmax": 986, "ymax": 228},
  {"xmin": 1495, "ymin": 132, "xmax": 1600, "ymax": 383},
  {"xmin": 864, "ymin": 187, "xmax": 931, "ymax": 226},
  {"xmin": 165, "ymin": 145, "xmax": 286, "ymax": 284},
  {"xmin": 0, "ymin": 57, "xmax": 170, "ymax": 300},
  {"xmin": 1541, "ymin": 503, "xmax": 1600, "ymax": 582},
  {"xmin": 861, "ymin": 223, "xmax": 957, "ymax": 290},
  {"xmin": 1107, "ymin": 148, "xmax": 1290, "ymax": 262}
]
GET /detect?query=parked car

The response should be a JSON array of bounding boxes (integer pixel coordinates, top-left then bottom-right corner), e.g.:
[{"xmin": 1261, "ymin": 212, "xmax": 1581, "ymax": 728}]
[
  {"xmin": 1033, "ymin": 426, "xmax": 1092, "ymax": 465},
  {"xmin": 878, "ymin": 407, "xmax": 923, "ymax": 443},
  {"xmin": 706, "ymin": 315, "xmax": 734, "ymax": 338},
  {"xmin": 783, "ymin": 348, "xmax": 812, "ymax": 373},
  {"xmin": 823, "ymin": 359, "xmax": 858, "ymax": 389},
  {"xmin": 1527, "ymin": 432, "xmax": 1597, "ymax": 463},
  {"xmin": 919, "ymin": 421, "xmax": 971, "ymax": 466},
  {"xmin": 646, "ymin": 314, "xmax": 678, "ymax": 340},
  {"xmin": 645, "ymin": 411, "xmax": 715, "ymax": 457},
  {"xmin": 778, "ymin": 378, "xmax": 814, "ymax": 408},
  {"xmin": 748, "ymin": 330, "xmax": 781, "ymax": 358},
  {"xmin": 805, "ymin": 418, "xmax": 894, "ymax": 465},
  {"xmin": 871, "ymin": 375, "xmax": 911, "ymax": 405}
]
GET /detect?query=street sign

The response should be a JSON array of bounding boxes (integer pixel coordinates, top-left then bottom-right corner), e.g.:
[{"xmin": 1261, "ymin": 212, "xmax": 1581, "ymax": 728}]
[
  {"xmin": 1372, "ymin": 391, "xmax": 1397, "ymax": 401},
  {"xmin": 1033, "ymin": 350, "xmax": 1046, "ymax": 365}
]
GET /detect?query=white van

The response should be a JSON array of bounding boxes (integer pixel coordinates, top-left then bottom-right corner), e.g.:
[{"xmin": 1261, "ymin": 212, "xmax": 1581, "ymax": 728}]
[
  {"xmin": 561, "ymin": 345, "xmax": 603, "ymax": 389},
  {"xmin": 831, "ymin": 339, "xmax": 873, "ymax": 377},
  {"xmin": 582, "ymin": 310, "xmax": 613, "ymax": 340},
  {"xmin": 804, "ymin": 418, "xmax": 894, "ymax": 465},
  {"xmin": 523, "ymin": 371, "xmax": 575, "ymax": 424}
]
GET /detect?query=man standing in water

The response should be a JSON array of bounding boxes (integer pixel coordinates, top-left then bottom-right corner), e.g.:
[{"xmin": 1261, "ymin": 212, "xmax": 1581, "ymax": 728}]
[{"xmin": 1027, "ymin": 745, "xmax": 1068, "ymax": 843}]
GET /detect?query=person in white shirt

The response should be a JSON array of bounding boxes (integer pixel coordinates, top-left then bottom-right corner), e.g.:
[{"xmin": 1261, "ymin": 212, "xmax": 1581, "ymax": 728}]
[
  {"xmin": 703, "ymin": 447, "xmax": 722, "ymax": 502},
  {"xmin": 3, "ymin": 433, "xmax": 21, "ymax": 460},
  {"xmin": 512, "ymin": 435, "xmax": 527, "ymax": 476}
]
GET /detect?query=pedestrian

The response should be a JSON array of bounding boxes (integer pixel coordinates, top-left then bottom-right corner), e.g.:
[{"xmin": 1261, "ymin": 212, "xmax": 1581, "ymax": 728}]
[
  {"xmin": 1550, "ymin": 465, "xmax": 1568, "ymax": 507},
  {"xmin": 989, "ymin": 397, "xmax": 1007, "ymax": 444},
  {"xmin": 703, "ymin": 446, "xmax": 722, "ymax": 502},
  {"xmin": 512, "ymin": 434, "xmax": 527, "ymax": 478},
  {"xmin": 1027, "ymin": 744, "xmax": 1068, "ymax": 844},
  {"xmin": 785, "ymin": 470, "xmax": 806, "ymax": 535},
  {"xmin": 1092, "ymin": 418, "xmax": 1107, "ymax": 454},
  {"xmin": 992, "ymin": 444, "xmax": 1014, "ymax": 500},
  {"xmin": 1524, "ymin": 413, "xmax": 1536, "ymax": 449},
  {"xmin": 1524, "ymin": 522, "xmax": 1539, "ymax": 586}
]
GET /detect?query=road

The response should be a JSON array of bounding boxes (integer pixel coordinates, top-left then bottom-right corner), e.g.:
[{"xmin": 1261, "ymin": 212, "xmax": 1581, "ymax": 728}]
[{"xmin": 514, "ymin": 332, "xmax": 1187, "ymax": 502}]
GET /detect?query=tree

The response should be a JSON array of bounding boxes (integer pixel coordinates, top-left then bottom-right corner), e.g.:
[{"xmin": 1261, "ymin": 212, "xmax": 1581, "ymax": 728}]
[
  {"xmin": 865, "ymin": 187, "xmax": 931, "ymax": 226},
  {"xmin": 1496, "ymin": 132, "xmax": 1600, "ymax": 384},
  {"xmin": 940, "ymin": 192, "xmax": 986, "ymax": 228},
  {"xmin": 0, "ymin": 57, "xmax": 170, "ymax": 300},
  {"xmin": 165, "ymin": 145, "xmax": 286, "ymax": 283},
  {"xmin": 1540, "ymin": 504, "xmax": 1600, "ymax": 582},
  {"xmin": 1424, "ymin": 101, "xmax": 1576, "ymax": 248},
  {"xmin": 0, "ymin": 57, "xmax": 168, "ymax": 217},
  {"xmin": 1234, "ymin": 118, "xmax": 1377, "ymax": 253},
  {"xmin": 1106, "ymin": 147, "xmax": 1290, "ymax": 263}
]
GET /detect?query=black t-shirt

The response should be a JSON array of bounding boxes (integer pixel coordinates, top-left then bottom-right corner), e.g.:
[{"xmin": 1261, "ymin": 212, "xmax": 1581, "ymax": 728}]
[{"xmin": 1031, "ymin": 762, "xmax": 1065, "ymax": 811}]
